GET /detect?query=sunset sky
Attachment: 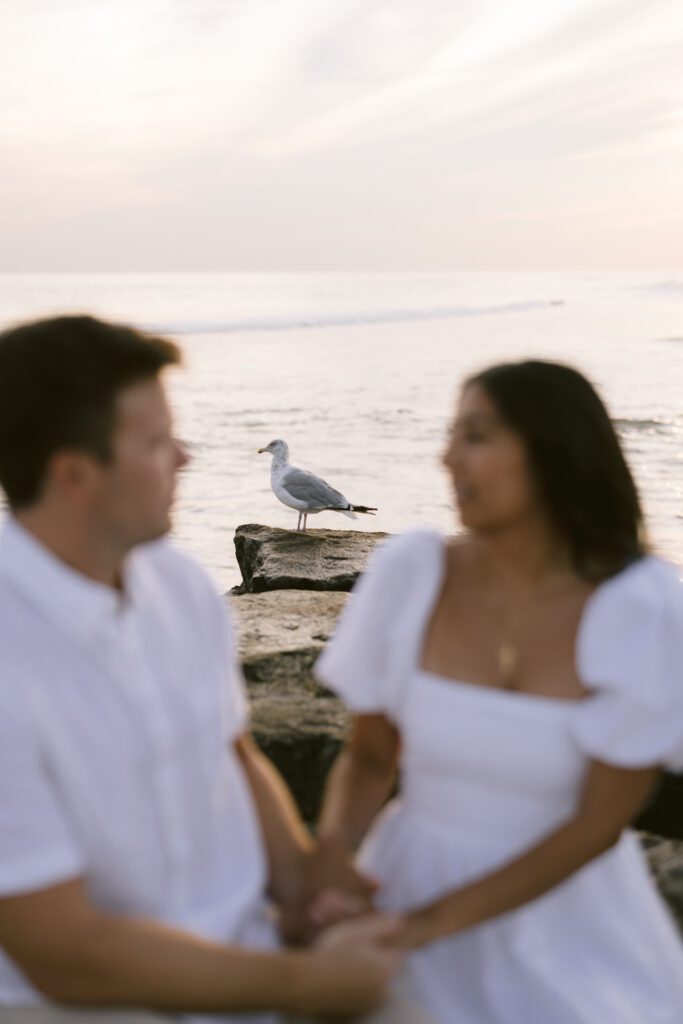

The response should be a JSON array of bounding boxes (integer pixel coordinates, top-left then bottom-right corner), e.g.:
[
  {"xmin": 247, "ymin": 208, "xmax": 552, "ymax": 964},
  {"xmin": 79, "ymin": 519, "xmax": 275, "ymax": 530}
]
[{"xmin": 1, "ymin": 0, "xmax": 682, "ymax": 270}]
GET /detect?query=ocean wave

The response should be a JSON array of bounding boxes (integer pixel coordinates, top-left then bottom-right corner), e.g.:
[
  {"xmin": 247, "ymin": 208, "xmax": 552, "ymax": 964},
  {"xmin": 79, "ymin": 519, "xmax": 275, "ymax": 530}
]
[
  {"xmin": 614, "ymin": 417, "xmax": 675, "ymax": 435},
  {"xmin": 146, "ymin": 300, "xmax": 563, "ymax": 336}
]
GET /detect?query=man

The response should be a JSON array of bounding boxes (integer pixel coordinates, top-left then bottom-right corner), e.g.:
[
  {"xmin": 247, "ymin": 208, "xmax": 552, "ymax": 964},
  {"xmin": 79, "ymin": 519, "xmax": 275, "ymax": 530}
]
[{"xmin": 0, "ymin": 315, "xmax": 399, "ymax": 1023}]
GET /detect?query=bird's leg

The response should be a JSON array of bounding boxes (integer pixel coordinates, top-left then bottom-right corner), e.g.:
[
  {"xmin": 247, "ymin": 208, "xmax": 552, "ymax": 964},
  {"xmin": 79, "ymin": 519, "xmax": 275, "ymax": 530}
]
[
  {"xmin": 303, "ymin": 513, "xmax": 308, "ymax": 532},
  {"xmin": 296, "ymin": 512, "xmax": 302, "ymax": 531}
]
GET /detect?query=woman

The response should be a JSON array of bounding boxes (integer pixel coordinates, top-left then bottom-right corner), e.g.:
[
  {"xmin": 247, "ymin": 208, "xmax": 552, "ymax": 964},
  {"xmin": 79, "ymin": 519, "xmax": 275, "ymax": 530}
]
[{"xmin": 313, "ymin": 360, "xmax": 683, "ymax": 1023}]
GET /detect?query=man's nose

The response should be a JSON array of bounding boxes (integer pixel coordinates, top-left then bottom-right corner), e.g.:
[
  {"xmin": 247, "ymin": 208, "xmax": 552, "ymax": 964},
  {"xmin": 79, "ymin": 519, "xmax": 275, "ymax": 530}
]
[{"xmin": 175, "ymin": 438, "xmax": 190, "ymax": 469}]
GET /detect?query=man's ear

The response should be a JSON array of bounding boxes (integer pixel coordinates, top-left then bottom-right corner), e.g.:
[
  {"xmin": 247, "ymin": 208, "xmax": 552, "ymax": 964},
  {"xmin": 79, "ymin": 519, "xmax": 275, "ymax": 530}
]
[{"xmin": 47, "ymin": 450, "xmax": 103, "ymax": 507}]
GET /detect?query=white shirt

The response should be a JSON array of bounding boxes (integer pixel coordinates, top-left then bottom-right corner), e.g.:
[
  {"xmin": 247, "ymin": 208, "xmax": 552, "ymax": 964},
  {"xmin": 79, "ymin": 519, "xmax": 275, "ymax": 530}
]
[{"xmin": 0, "ymin": 518, "xmax": 275, "ymax": 1012}]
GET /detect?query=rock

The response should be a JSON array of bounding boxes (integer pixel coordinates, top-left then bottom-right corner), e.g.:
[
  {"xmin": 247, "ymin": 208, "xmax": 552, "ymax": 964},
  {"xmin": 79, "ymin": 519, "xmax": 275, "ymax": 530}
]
[
  {"xmin": 636, "ymin": 774, "xmax": 683, "ymax": 840},
  {"xmin": 641, "ymin": 832, "xmax": 683, "ymax": 934},
  {"xmin": 231, "ymin": 589, "xmax": 347, "ymax": 691},
  {"xmin": 232, "ymin": 523, "xmax": 389, "ymax": 593},
  {"xmin": 249, "ymin": 688, "xmax": 349, "ymax": 823},
  {"xmin": 230, "ymin": 589, "xmax": 350, "ymax": 820}
]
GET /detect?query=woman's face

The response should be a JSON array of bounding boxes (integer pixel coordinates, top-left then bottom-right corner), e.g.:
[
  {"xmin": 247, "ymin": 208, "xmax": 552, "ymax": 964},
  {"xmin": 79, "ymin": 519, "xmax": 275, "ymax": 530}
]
[{"xmin": 443, "ymin": 382, "xmax": 540, "ymax": 531}]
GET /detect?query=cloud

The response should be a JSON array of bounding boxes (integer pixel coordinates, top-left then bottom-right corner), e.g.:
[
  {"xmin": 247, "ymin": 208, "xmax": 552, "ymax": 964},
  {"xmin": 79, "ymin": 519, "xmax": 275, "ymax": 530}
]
[{"xmin": 0, "ymin": 0, "xmax": 681, "ymax": 269}]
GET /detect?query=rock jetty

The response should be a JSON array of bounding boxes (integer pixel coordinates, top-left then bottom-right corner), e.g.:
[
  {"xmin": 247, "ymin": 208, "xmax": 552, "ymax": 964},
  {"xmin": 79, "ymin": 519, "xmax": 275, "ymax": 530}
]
[
  {"xmin": 230, "ymin": 525, "xmax": 388, "ymax": 818},
  {"xmin": 231, "ymin": 589, "xmax": 349, "ymax": 822}
]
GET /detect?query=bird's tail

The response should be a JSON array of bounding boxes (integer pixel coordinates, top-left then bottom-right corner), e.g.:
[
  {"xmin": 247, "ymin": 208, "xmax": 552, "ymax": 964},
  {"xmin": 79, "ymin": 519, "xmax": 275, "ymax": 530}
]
[{"xmin": 350, "ymin": 505, "xmax": 377, "ymax": 516}]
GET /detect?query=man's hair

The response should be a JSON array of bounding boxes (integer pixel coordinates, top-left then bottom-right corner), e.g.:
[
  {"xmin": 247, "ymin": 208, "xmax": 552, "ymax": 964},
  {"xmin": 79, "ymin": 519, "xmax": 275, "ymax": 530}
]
[{"xmin": 0, "ymin": 314, "xmax": 181, "ymax": 509}]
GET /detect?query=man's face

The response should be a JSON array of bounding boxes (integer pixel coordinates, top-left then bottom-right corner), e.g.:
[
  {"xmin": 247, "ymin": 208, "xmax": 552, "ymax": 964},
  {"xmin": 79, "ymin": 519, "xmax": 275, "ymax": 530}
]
[{"xmin": 90, "ymin": 375, "xmax": 188, "ymax": 548}]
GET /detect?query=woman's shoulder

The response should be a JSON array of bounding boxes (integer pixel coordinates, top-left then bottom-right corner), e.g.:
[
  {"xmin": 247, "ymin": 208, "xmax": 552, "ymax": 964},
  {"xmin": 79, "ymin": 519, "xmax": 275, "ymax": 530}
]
[
  {"xmin": 574, "ymin": 554, "xmax": 683, "ymax": 770},
  {"xmin": 585, "ymin": 553, "xmax": 682, "ymax": 626},
  {"xmin": 577, "ymin": 553, "xmax": 683, "ymax": 698},
  {"xmin": 366, "ymin": 527, "xmax": 446, "ymax": 575}
]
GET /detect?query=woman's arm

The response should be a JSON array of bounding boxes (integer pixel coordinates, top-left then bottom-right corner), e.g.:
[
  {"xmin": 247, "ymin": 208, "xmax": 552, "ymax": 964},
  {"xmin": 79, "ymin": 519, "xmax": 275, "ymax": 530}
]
[
  {"xmin": 394, "ymin": 760, "xmax": 660, "ymax": 948},
  {"xmin": 310, "ymin": 714, "xmax": 400, "ymax": 911},
  {"xmin": 318, "ymin": 714, "xmax": 400, "ymax": 850}
]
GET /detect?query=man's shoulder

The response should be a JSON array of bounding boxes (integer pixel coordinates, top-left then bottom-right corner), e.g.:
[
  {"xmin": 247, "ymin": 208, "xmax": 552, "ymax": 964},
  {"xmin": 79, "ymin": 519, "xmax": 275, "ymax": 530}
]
[
  {"xmin": 131, "ymin": 539, "xmax": 222, "ymax": 612},
  {"xmin": 0, "ymin": 571, "xmax": 44, "ymax": 655},
  {"xmin": 0, "ymin": 585, "xmax": 34, "ymax": 724}
]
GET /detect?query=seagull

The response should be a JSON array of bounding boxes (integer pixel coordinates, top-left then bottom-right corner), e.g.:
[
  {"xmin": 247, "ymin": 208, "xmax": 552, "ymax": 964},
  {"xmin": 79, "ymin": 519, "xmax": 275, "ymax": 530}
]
[{"xmin": 257, "ymin": 439, "xmax": 377, "ymax": 532}]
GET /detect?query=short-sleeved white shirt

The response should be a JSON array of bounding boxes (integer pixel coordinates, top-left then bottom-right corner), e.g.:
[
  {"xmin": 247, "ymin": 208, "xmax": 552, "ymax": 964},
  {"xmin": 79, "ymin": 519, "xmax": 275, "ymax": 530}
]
[{"xmin": 0, "ymin": 518, "xmax": 273, "ymax": 1010}]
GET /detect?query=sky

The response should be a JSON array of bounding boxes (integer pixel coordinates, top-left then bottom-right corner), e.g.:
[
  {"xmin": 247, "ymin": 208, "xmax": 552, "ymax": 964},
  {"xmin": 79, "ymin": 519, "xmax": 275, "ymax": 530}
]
[{"xmin": 1, "ymin": 0, "xmax": 682, "ymax": 271}]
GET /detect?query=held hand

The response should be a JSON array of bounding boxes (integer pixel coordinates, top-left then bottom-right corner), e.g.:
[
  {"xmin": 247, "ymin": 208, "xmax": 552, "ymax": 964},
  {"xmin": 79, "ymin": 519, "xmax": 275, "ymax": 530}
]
[
  {"xmin": 318, "ymin": 907, "xmax": 438, "ymax": 952},
  {"xmin": 281, "ymin": 884, "xmax": 372, "ymax": 945},
  {"xmin": 308, "ymin": 885, "xmax": 370, "ymax": 932},
  {"xmin": 307, "ymin": 840, "xmax": 378, "ymax": 924},
  {"xmin": 278, "ymin": 883, "xmax": 376, "ymax": 946},
  {"xmin": 277, "ymin": 897, "xmax": 314, "ymax": 946},
  {"xmin": 315, "ymin": 911, "xmax": 402, "ymax": 951},
  {"xmin": 306, "ymin": 914, "xmax": 403, "ymax": 1017}
]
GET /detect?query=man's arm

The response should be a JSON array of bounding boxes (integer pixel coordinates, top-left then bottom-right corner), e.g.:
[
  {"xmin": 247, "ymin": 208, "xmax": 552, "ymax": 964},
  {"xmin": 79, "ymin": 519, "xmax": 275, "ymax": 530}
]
[
  {"xmin": 234, "ymin": 734, "xmax": 314, "ymax": 909},
  {"xmin": 235, "ymin": 734, "xmax": 379, "ymax": 940},
  {"xmin": 0, "ymin": 877, "xmax": 398, "ymax": 1016}
]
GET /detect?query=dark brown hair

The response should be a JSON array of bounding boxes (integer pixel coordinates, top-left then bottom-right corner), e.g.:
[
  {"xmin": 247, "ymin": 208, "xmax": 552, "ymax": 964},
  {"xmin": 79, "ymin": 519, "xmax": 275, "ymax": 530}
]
[
  {"xmin": 467, "ymin": 360, "xmax": 647, "ymax": 582},
  {"xmin": 0, "ymin": 314, "xmax": 181, "ymax": 509}
]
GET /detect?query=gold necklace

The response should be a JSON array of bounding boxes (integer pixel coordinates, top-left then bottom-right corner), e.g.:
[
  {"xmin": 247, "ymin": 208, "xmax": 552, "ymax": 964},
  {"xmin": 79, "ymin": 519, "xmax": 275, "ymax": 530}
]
[
  {"xmin": 474, "ymin": 543, "xmax": 576, "ymax": 688},
  {"xmin": 498, "ymin": 643, "xmax": 518, "ymax": 682},
  {"xmin": 482, "ymin": 582, "xmax": 532, "ymax": 687}
]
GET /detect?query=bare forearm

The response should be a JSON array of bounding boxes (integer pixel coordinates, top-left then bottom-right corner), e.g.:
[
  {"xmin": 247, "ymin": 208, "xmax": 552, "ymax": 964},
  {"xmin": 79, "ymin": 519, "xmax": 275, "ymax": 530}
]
[
  {"xmin": 27, "ymin": 911, "xmax": 322, "ymax": 1013},
  {"xmin": 397, "ymin": 762, "xmax": 661, "ymax": 949},
  {"xmin": 237, "ymin": 737, "xmax": 313, "ymax": 905},
  {"xmin": 402, "ymin": 818, "xmax": 618, "ymax": 947},
  {"xmin": 318, "ymin": 747, "xmax": 396, "ymax": 852}
]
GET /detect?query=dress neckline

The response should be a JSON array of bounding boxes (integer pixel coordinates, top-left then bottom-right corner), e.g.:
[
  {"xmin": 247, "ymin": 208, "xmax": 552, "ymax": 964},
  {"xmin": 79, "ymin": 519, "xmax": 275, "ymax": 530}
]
[
  {"xmin": 415, "ymin": 531, "xmax": 652, "ymax": 707},
  {"xmin": 416, "ymin": 667, "xmax": 586, "ymax": 711}
]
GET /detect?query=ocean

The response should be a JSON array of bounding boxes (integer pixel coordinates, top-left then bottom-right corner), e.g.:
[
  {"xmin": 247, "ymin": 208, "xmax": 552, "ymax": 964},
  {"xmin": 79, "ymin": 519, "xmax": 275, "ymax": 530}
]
[{"xmin": 1, "ymin": 271, "xmax": 681, "ymax": 590}]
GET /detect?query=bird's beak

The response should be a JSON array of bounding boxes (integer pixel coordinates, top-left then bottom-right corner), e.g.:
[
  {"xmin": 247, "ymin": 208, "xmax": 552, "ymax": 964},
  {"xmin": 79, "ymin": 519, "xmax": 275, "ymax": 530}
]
[{"xmin": 257, "ymin": 448, "xmax": 266, "ymax": 454}]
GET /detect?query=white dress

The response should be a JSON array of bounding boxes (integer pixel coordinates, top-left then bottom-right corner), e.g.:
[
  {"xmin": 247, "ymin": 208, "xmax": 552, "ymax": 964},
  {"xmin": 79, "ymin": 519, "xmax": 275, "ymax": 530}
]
[{"xmin": 316, "ymin": 530, "xmax": 683, "ymax": 1024}]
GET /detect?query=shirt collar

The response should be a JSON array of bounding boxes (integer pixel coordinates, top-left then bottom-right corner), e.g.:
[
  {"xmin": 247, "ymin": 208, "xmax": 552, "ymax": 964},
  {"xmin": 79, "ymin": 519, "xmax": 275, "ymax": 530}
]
[{"xmin": 0, "ymin": 516, "xmax": 137, "ymax": 643}]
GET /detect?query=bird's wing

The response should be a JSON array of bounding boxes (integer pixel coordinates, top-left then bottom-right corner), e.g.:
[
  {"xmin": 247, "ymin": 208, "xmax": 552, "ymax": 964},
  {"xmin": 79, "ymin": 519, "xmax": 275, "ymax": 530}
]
[{"xmin": 281, "ymin": 467, "xmax": 349, "ymax": 509}]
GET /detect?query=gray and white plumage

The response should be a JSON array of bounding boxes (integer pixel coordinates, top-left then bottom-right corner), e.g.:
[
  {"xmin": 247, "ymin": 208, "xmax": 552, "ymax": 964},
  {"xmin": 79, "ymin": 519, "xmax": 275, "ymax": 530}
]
[{"xmin": 257, "ymin": 439, "xmax": 377, "ymax": 531}]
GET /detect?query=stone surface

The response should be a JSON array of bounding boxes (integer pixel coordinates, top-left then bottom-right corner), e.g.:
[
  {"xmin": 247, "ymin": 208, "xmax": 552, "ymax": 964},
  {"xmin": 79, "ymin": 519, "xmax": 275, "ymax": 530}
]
[
  {"xmin": 249, "ymin": 687, "xmax": 348, "ymax": 823},
  {"xmin": 231, "ymin": 589, "xmax": 347, "ymax": 691},
  {"xmin": 232, "ymin": 523, "xmax": 389, "ymax": 593},
  {"xmin": 641, "ymin": 832, "xmax": 683, "ymax": 934},
  {"xmin": 230, "ymin": 589, "xmax": 350, "ymax": 820},
  {"xmin": 636, "ymin": 774, "xmax": 683, "ymax": 840}
]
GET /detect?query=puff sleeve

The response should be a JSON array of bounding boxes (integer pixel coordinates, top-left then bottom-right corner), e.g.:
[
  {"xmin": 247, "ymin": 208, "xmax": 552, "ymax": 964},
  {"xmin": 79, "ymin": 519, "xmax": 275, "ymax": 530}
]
[
  {"xmin": 573, "ymin": 555, "xmax": 683, "ymax": 771},
  {"xmin": 315, "ymin": 530, "xmax": 443, "ymax": 721}
]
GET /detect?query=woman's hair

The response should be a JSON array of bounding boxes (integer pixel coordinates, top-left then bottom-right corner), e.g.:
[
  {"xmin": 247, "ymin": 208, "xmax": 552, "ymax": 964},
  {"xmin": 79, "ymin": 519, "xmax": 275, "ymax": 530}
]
[{"xmin": 466, "ymin": 360, "xmax": 647, "ymax": 582}]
